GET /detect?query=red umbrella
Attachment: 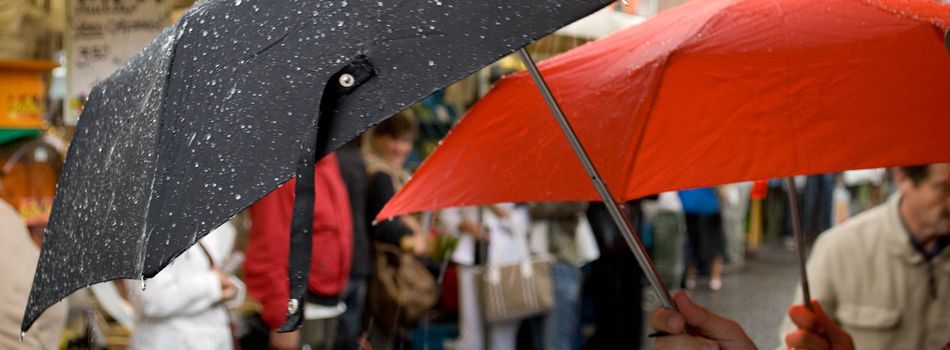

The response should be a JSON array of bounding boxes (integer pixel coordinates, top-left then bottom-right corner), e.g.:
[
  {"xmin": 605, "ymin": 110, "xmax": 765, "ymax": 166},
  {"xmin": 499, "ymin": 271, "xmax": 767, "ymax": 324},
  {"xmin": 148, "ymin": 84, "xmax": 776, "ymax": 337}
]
[
  {"xmin": 377, "ymin": 0, "xmax": 950, "ymax": 308},
  {"xmin": 380, "ymin": 0, "xmax": 950, "ymax": 219}
]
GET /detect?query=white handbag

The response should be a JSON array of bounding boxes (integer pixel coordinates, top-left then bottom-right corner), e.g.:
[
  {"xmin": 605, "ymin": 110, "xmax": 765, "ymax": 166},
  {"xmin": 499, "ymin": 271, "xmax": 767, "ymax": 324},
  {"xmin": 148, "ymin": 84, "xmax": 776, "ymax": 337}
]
[{"xmin": 476, "ymin": 215, "xmax": 554, "ymax": 323}]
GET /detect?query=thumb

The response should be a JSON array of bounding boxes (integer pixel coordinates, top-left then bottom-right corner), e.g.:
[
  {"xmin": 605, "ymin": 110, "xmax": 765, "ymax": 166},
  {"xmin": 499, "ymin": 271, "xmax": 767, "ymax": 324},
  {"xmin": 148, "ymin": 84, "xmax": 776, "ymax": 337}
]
[{"xmin": 673, "ymin": 291, "xmax": 743, "ymax": 341}]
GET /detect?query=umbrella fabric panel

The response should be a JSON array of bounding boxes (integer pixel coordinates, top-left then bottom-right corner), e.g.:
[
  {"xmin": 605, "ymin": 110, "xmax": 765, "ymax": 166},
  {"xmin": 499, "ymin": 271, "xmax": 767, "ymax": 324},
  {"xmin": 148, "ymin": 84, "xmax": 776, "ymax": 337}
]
[
  {"xmin": 632, "ymin": 0, "xmax": 950, "ymax": 196},
  {"xmin": 378, "ymin": 0, "xmax": 950, "ymax": 220},
  {"xmin": 28, "ymin": 27, "xmax": 176, "ymax": 321}
]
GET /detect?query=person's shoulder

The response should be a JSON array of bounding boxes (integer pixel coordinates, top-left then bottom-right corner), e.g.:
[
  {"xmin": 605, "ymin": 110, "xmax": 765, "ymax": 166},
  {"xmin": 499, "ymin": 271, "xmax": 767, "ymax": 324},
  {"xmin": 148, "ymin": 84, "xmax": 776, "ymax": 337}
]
[
  {"xmin": 367, "ymin": 170, "xmax": 394, "ymax": 190},
  {"xmin": 812, "ymin": 204, "xmax": 889, "ymax": 252}
]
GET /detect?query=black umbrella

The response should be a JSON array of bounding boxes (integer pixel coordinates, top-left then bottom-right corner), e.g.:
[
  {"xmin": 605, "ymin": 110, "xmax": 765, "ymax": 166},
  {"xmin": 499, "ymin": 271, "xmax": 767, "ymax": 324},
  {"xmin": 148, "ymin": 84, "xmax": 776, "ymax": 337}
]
[{"xmin": 23, "ymin": 0, "xmax": 614, "ymax": 333}]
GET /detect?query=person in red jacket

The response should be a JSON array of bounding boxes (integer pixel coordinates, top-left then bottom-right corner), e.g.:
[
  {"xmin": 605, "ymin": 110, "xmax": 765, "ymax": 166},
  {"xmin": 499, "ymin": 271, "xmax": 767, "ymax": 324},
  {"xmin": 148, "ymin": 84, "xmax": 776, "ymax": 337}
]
[{"xmin": 245, "ymin": 153, "xmax": 354, "ymax": 350}]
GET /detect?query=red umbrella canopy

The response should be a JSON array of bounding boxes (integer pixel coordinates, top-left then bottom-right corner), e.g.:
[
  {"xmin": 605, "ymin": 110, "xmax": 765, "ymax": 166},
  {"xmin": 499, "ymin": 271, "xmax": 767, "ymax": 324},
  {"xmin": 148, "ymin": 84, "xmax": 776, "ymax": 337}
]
[{"xmin": 378, "ymin": 0, "xmax": 950, "ymax": 220}]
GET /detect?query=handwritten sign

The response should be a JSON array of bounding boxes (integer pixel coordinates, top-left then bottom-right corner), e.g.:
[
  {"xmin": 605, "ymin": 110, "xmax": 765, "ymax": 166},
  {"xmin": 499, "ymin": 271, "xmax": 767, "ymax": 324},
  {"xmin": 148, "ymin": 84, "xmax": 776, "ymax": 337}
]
[{"xmin": 66, "ymin": 0, "xmax": 171, "ymax": 124}]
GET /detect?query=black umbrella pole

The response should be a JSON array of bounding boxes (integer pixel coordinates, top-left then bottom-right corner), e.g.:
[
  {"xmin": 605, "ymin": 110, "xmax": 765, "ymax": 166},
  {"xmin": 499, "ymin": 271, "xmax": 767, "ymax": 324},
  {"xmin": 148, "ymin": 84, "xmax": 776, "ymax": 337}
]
[
  {"xmin": 517, "ymin": 48, "xmax": 675, "ymax": 310},
  {"xmin": 783, "ymin": 178, "xmax": 813, "ymax": 310}
]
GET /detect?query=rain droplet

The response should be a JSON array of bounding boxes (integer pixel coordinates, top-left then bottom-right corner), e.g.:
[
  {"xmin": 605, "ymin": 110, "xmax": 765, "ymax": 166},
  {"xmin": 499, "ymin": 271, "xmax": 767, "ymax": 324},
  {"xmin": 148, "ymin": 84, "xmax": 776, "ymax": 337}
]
[
  {"xmin": 235, "ymin": 194, "xmax": 242, "ymax": 200},
  {"xmin": 428, "ymin": 60, "xmax": 435, "ymax": 66},
  {"xmin": 235, "ymin": 0, "xmax": 242, "ymax": 5}
]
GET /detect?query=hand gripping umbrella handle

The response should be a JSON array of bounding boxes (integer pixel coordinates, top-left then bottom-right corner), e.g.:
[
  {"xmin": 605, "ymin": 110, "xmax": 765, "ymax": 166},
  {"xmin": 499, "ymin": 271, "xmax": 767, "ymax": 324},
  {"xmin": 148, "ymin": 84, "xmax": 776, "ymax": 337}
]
[{"xmin": 516, "ymin": 48, "xmax": 676, "ymax": 310}]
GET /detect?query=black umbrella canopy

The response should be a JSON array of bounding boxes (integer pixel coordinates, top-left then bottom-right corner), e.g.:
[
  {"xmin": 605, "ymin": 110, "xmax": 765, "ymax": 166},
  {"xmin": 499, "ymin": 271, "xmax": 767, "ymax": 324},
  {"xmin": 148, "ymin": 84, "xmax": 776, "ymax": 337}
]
[{"xmin": 23, "ymin": 0, "xmax": 613, "ymax": 332}]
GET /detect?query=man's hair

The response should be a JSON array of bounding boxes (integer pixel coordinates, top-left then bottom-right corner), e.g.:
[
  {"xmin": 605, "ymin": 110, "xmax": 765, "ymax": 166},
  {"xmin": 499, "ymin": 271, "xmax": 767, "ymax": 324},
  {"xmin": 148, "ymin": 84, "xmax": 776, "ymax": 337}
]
[
  {"xmin": 374, "ymin": 111, "xmax": 417, "ymax": 139},
  {"xmin": 899, "ymin": 165, "xmax": 930, "ymax": 186}
]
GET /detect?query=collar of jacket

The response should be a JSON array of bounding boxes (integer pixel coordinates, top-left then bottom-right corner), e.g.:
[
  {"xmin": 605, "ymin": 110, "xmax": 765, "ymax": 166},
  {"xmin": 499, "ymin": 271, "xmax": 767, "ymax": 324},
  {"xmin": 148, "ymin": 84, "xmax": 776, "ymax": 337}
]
[{"xmin": 883, "ymin": 193, "xmax": 950, "ymax": 270}]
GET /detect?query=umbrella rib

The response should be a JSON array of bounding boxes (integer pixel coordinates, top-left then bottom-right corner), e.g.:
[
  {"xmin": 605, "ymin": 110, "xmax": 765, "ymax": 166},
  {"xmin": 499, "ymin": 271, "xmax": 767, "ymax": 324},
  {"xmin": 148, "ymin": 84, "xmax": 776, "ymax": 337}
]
[
  {"xmin": 622, "ymin": 54, "xmax": 672, "ymax": 197},
  {"xmin": 137, "ymin": 22, "xmax": 186, "ymax": 279},
  {"xmin": 773, "ymin": 0, "xmax": 804, "ymax": 173},
  {"xmin": 620, "ymin": 0, "xmax": 744, "ymax": 193}
]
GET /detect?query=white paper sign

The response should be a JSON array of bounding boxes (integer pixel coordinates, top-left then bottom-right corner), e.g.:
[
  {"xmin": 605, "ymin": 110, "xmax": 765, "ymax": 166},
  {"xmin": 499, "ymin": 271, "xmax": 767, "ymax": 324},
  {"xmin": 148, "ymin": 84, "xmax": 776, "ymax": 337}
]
[{"xmin": 66, "ymin": 0, "xmax": 172, "ymax": 124}]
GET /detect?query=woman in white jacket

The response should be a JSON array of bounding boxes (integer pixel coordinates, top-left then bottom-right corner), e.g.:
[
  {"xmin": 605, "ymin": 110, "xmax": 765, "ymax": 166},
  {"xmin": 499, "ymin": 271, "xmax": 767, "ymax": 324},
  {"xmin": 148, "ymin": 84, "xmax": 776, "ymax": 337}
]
[{"xmin": 126, "ymin": 222, "xmax": 245, "ymax": 349}]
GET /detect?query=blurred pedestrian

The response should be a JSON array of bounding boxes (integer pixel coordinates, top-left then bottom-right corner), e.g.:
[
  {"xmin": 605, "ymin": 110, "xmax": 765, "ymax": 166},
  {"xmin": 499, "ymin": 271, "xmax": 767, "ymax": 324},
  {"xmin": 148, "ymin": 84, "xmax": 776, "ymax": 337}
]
[
  {"xmin": 583, "ymin": 200, "xmax": 646, "ymax": 350},
  {"xmin": 777, "ymin": 164, "xmax": 950, "ymax": 350},
  {"xmin": 363, "ymin": 112, "xmax": 429, "ymax": 349},
  {"xmin": 719, "ymin": 184, "xmax": 750, "ymax": 270},
  {"xmin": 440, "ymin": 204, "xmax": 528, "ymax": 350},
  {"xmin": 0, "ymin": 198, "xmax": 67, "ymax": 349},
  {"xmin": 245, "ymin": 154, "xmax": 353, "ymax": 350},
  {"xmin": 678, "ymin": 188, "xmax": 725, "ymax": 291},
  {"xmin": 522, "ymin": 201, "xmax": 591, "ymax": 350},
  {"xmin": 126, "ymin": 222, "xmax": 244, "ymax": 349},
  {"xmin": 335, "ymin": 140, "xmax": 371, "ymax": 350},
  {"xmin": 363, "ymin": 111, "xmax": 425, "ymax": 254}
]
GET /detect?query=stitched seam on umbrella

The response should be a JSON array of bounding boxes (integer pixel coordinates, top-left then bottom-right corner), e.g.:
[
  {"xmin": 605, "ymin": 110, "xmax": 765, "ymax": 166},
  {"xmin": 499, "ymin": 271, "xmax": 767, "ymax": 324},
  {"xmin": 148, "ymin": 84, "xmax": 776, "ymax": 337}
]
[
  {"xmin": 625, "ymin": 0, "xmax": 742, "ymax": 193},
  {"xmin": 623, "ymin": 54, "xmax": 671, "ymax": 198},
  {"xmin": 138, "ymin": 23, "xmax": 184, "ymax": 277},
  {"xmin": 773, "ymin": 0, "xmax": 802, "ymax": 174}
]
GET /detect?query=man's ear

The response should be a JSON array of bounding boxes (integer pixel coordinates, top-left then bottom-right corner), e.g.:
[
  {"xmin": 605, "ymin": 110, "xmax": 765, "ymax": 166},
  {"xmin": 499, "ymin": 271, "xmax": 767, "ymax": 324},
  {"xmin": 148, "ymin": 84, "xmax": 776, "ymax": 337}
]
[{"xmin": 893, "ymin": 167, "xmax": 913, "ymax": 192}]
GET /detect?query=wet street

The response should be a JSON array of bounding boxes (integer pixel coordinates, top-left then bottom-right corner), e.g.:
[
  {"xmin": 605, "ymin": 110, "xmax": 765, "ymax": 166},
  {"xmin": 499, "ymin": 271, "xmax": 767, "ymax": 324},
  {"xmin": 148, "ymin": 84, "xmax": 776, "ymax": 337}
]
[{"xmin": 643, "ymin": 240, "xmax": 801, "ymax": 350}]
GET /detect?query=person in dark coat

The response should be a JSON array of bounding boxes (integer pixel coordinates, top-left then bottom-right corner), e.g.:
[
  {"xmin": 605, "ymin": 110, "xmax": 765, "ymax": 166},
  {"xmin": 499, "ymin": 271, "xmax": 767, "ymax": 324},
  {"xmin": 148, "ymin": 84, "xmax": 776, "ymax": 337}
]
[{"xmin": 335, "ymin": 139, "xmax": 371, "ymax": 350}]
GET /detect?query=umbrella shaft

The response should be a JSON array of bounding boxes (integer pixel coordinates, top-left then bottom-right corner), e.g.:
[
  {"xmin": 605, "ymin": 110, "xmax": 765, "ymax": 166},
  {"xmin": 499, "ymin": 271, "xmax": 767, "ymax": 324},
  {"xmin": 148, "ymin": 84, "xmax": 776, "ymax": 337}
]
[
  {"xmin": 784, "ymin": 178, "xmax": 813, "ymax": 310},
  {"xmin": 517, "ymin": 48, "xmax": 675, "ymax": 310}
]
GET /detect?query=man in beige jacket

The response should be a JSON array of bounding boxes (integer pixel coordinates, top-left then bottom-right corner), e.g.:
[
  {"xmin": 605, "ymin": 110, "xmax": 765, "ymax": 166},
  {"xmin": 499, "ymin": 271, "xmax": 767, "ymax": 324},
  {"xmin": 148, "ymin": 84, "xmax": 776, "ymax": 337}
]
[
  {"xmin": 777, "ymin": 164, "xmax": 950, "ymax": 350},
  {"xmin": 646, "ymin": 164, "xmax": 949, "ymax": 350}
]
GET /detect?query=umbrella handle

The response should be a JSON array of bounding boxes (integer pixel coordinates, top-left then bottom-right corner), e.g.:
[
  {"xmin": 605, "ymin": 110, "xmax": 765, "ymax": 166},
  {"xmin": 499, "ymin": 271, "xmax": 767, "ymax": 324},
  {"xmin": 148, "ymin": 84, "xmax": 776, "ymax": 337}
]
[
  {"xmin": 784, "ymin": 178, "xmax": 813, "ymax": 311},
  {"xmin": 516, "ymin": 48, "xmax": 676, "ymax": 310}
]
